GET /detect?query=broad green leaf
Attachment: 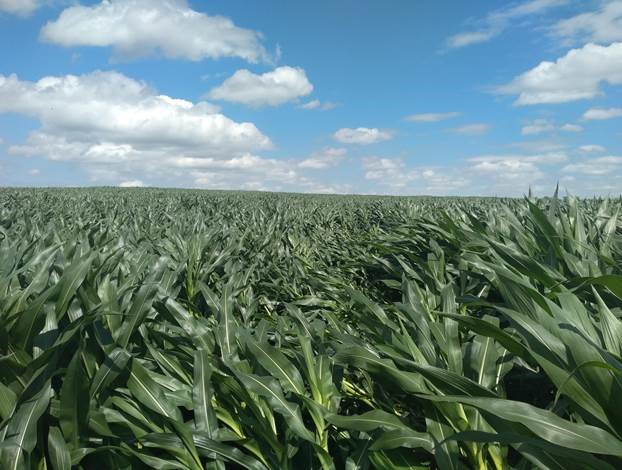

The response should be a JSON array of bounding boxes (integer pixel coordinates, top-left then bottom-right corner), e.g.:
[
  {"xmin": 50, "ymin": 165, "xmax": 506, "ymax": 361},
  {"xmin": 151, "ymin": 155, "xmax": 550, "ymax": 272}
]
[
  {"xmin": 192, "ymin": 350, "xmax": 218, "ymax": 437},
  {"xmin": 59, "ymin": 348, "xmax": 89, "ymax": 448},
  {"xmin": 326, "ymin": 410, "xmax": 409, "ymax": 432},
  {"xmin": 89, "ymin": 347, "xmax": 131, "ymax": 399},
  {"xmin": 48, "ymin": 426, "xmax": 71, "ymax": 470},
  {"xmin": 0, "ymin": 382, "xmax": 52, "ymax": 470},
  {"xmin": 127, "ymin": 359, "xmax": 181, "ymax": 421},
  {"xmin": 234, "ymin": 371, "xmax": 314, "ymax": 442},
  {"xmin": 423, "ymin": 395, "xmax": 622, "ymax": 456},
  {"xmin": 245, "ymin": 334, "xmax": 305, "ymax": 395}
]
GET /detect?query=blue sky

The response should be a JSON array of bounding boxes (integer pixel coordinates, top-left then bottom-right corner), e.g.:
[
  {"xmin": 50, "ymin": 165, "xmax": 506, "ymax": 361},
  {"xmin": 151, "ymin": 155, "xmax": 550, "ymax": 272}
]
[{"xmin": 0, "ymin": 0, "xmax": 621, "ymax": 195}]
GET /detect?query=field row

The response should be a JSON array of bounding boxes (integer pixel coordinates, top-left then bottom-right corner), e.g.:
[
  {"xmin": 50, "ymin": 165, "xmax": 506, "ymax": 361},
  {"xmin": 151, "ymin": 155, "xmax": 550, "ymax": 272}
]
[{"xmin": 1, "ymin": 189, "xmax": 621, "ymax": 469}]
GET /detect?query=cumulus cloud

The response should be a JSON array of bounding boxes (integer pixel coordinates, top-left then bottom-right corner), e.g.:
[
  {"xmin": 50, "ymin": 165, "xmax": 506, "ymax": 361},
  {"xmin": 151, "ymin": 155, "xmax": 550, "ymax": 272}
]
[
  {"xmin": 470, "ymin": 153, "xmax": 567, "ymax": 165},
  {"xmin": 0, "ymin": 71, "xmax": 274, "ymax": 185},
  {"xmin": 40, "ymin": 0, "xmax": 268, "ymax": 63},
  {"xmin": 582, "ymin": 107, "xmax": 622, "ymax": 120},
  {"xmin": 498, "ymin": 42, "xmax": 622, "ymax": 105},
  {"xmin": 303, "ymin": 183, "xmax": 353, "ymax": 194},
  {"xmin": 0, "ymin": 71, "xmax": 349, "ymax": 192},
  {"xmin": 552, "ymin": 1, "xmax": 622, "ymax": 45},
  {"xmin": 418, "ymin": 169, "xmax": 469, "ymax": 193},
  {"xmin": 448, "ymin": 31, "xmax": 497, "ymax": 49},
  {"xmin": 522, "ymin": 119, "xmax": 582, "ymax": 135},
  {"xmin": 334, "ymin": 128, "xmax": 394, "ymax": 145},
  {"xmin": 183, "ymin": 154, "xmax": 352, "ymax": 193},
  {"xmin": 188, "ymin": 154, "xmax": 299, "ymax": 189},
  {"xmin": 579, "ymin": 144, "xmax": 606, "ymax": 153},
  {"xmin": 362, "ymin": 157, "xmax": 417, "ymax": 187},
  {"xmin": 467, "ymin": 153, "xmax": 567, "ymax": 187},
  {"xmin": 298, "ymin": 147, "xmax": 346, "ymax": 169},
  {"xmin": 511, "ymin": 140, "xmax": 568, "ymax": 152},
  {"xmin": 0, "ymin": 71, "xmax": 270, "ymax": 152},
  {"xmin": 300, "ymin": 99, "xmax": 339, "ymax": 111},
  {"xmin": 360, "ymin": 158, "xmax": 467, "ymax": 194},
  {"xmin": 301, "ymin": 100, "xmax": 320, "ymax": 109},
  {"xmin": 405, "ymin": 112, "xmax": 460, "ymax": 122},
  {"xmin": 208, "ymin": 66, "xmax": 313, "ymax": 107},
  {"xmin": 560, "ymin": 123, "xmax": 583, "ymax": 132},
  {"xmin": 522, "ymin": 119, "xmax": 555, "ymax": 135},
  {"xmin": 563, "ymin": 156, "xmax": 622, "ymax": 175},
  {"xmin": 357, "ymin": 151, "xmax": 617, "ymax": 196},
  {"xmin": 0, "ymin": 0, "xmax": 39, "ymax": 16},
  {"xmin": 451, "ymin": 123, "xmax": 490, "ymax": 135},
  {"xmin": 446, "ymin": 0, "xmax": 567, "ymax": 49},
  {"xmin": 119, "ymin": 179, "xmax": 145, "ymax": 187}
]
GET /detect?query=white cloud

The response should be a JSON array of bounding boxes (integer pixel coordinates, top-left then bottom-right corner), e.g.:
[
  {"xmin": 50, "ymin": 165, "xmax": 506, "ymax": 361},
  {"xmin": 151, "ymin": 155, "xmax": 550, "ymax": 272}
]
[
  {"xmin": 451, "ymin": 123, "xmax": 490, "ymax": 135},
  {"xmin": 448, "ymin": 31, "xmax": 497, "ymax": 48},
  {"xmin": 208, "ymin": 66, "xmax": 313, "ymax": 107},
  {"xmin": 552, "ymin": 1, "xmax": 622, "ymax": 45},
  {"xmin": 498, "ymin": 42, "xmax": 622, "ymax": 105},
  {"xmin": 447, "ymin": 0, "xmax": 567, "ymax": 48},
  {"xmin": 522, "ymin": 119, "xmax": 555, "ymax": 135},
  {"xmin": 302, "ymin": 183, "xmax": 352, "ymax": 194},
  {"xmin": 563, "ymin": 156, "xmax": 622, "ymax": 175},
  {"xmin": 186, "ymin": 154, "xmax": 331, "ymax": 192},
  {"xmin": 469, "ymin": 153, "xmax": 568, "ymax": 165},
  {"xmin": 511, "ymin": 140, "xmax": 568, "ymax": 152},
  {"xmin": 301, "ymin": 99, "xmax": 320, "ymax": 109},
  {"xmin": 0, "ymin": 71, "xmax": 348, "ymax": 192},
  {"xmin": 28, "ymin": 168, "xmax": 40, "ymax": 175},
  {"xmin": 360, "ymin": 158, "xmax": 469, "ymax": 194},
  {"xmin": 299, "ymin": 147, "xmax": 346, "ymax": 169},
  {"xmin": 119, "ymin": 179, "xmax": 145, "ymax": 187},
  {"xmin": 419, "ymin": 169, "xmax": 469, "ymax": 193},
  {"xmin": 405, "ymin": 112, "xmax": 460, "ymax": 122},
  {"xmin": 0, "ymin": 71, "xmax": 273, "ymax": 184},
  {"xmin": 582, "ymin": 107, "xmax": 622, "ymax": 120},
  {"xmin": 579, "ymin": 144, "xmax": 606, "ymax": 153},
  {"xmin": 355, "ymin": 151, "xmax": 620, "ymax": 196},
  {"xmin": 362, "ymin": 157, "xmax": 417, "ymax": 187},
  {"xmin": 300, "ymin": 99, "xmax": 339, "ymax": 111},
  {"xmin": 40, "ymin": 0, "xmax": 268, "ymax": 63},
  {"xmin": 468, "ymin": 153, "xmax": 567, "ymax": 187},
  {"xmin": 522, "ymin": 119, "xmax": 583, "ymax": 134},
  {"xmin": 560, "ymin": 123, "xmax": 583, "ymax": 132},
  {"xmin": 334, "ymin": 127, "xmax": 394, "ymax": 145},
  {"xmin": 0, "ymin": 0, "xmax": 38, "ymax": 16}
]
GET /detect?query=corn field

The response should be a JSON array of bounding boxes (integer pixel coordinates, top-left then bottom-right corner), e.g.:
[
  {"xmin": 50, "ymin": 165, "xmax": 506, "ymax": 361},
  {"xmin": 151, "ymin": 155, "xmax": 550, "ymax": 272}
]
[{"xmin": 2, "ymin": 187, "xmax": 622, "ymax": 469}]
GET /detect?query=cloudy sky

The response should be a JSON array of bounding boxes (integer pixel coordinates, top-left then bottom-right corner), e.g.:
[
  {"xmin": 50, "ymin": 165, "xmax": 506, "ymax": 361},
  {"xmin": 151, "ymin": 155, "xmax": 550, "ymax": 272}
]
[{"xmin": 0, "ymin": 0, "xmax": 621, "ymax": 196}]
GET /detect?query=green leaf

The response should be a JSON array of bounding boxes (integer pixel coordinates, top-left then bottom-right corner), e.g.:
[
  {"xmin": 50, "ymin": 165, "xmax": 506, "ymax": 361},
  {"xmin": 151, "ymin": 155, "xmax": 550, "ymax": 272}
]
[
  {"xmin": 55, "ymin": 254, "xmax": 94, "ymax": 320},
  {"xmin": 234, "ymin": 371, "xmax": 314, "ymax": 442},
  {"xmin": 0, "ymin": 381, "xmax": 17, "ymax": 421},
  {"xmin": 0, "ymin": 382, "xmax": 52, "ymax": 470},
  {"xmin": 59, "ymin": 348, "xmax": 89, "ymax": 448},
  {"xmin": 192, "ymin": 432, "xmax": 269, "ymax": 470},
  {"xmin": 116, "ymin": 281, "xmax": 160, "ymax": 349},
  {"xmin": 370, "ymin": 429, "xmax": 433, "ymax": 452},
  {"xmin": 422, "ymin": 395, "xmax": 622, "ymax": 456},
  {"xmin": 326, "ymin": 410, "xmax": 409, "ymax": 432},
  {"xmin": 245, "ymin": 334, "xmax": 305, "ymax": 395},
  {"xmin": 192, "ymin": 350, "xmax": 218, "ymax": 437},
  {"xmin": 89, "ymin": 347, "xmax": 131, "ymax": 399},
  {"xmin": 127, "ymin": 359, "xmax": 181, "ymax": 421},
  {"xmin": 48, "ymin": 426, "xmax": 71, "ymax": 470}
]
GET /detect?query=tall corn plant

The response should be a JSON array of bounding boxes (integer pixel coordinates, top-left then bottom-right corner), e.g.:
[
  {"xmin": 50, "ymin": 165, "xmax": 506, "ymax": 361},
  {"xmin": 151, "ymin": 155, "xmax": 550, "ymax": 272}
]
[{"xmin": 1, "ymin": 188, "xmax": 622, "ymax": 469}]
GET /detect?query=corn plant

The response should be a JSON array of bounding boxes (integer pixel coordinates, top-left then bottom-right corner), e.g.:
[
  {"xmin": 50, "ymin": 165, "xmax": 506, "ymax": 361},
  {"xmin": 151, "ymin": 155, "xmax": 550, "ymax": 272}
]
[{"xmin": 1, "ymin": 188, "xmax": 622, "ymax": 469}]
